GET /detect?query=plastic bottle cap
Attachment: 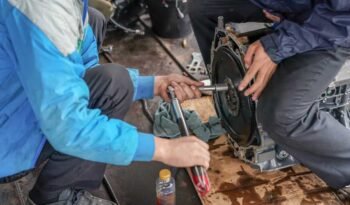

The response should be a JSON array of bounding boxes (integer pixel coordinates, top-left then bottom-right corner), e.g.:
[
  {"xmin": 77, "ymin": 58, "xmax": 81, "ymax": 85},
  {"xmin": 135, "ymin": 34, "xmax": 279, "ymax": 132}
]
[{"xmin": 159, "ymin": 169, "xmax": 171, "ymax": 181}]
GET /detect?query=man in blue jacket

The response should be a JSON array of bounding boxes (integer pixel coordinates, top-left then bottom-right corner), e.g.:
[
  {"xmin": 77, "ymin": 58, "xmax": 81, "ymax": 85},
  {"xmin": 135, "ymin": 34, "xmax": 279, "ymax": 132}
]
[
  {"xmin": 0, "ymin": 1, "xmax": 210, "ymax": 205},
  {"xmin": 189, "ymin": 0, "xmax": 350, "ymax": 189}
]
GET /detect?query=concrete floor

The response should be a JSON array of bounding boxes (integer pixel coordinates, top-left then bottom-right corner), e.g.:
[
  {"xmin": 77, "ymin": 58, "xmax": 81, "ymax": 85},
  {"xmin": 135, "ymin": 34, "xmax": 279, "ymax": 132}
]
[
  {"xmin": 101, "ymin": 24, "xmax": 204, "ymax": 205},
  {"xmin": 0, "ymin": 21, "xmax": 204, "ymax": 205}
]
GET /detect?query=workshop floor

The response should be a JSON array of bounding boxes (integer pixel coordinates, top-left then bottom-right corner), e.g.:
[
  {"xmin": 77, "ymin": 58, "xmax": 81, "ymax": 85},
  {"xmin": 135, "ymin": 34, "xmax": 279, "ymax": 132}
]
[
  {"xmin": 100, "ymin": 20, "xmax": 204, "ymax": 205},
  {"xmin": 2, "ymin": 18, "xmax": 349, "ymax": 205},
  {"xmin": 0, "ymin": 19, "xmax": 203, "ymax": 205}
]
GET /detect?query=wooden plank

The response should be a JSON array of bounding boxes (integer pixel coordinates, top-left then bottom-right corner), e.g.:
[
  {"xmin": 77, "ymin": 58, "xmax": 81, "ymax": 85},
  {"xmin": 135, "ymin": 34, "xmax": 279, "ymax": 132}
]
[{"xmin": 181, "ymin": 96, "xmax": 344, "ymax": 205}]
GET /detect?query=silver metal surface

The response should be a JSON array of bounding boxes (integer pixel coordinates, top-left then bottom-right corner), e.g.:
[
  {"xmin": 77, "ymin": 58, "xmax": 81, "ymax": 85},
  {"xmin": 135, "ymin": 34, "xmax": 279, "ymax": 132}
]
[
  {"xmin": 210, "ymin": 16, "xmax": 298, "ymax": 172},
  {"xmin": 198, "ymin": 84, "xmax": 229, "ymax": 92},
  {"xmin": 185, "ymin": 52, "xmax": 207, "ymax": 81}
]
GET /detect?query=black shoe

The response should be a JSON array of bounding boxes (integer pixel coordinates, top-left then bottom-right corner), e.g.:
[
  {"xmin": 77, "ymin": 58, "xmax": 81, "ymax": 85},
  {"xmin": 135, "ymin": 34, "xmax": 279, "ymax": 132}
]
[{"xmin": 27, "ymin": 188, "xmax": 117, "ymax": 205}]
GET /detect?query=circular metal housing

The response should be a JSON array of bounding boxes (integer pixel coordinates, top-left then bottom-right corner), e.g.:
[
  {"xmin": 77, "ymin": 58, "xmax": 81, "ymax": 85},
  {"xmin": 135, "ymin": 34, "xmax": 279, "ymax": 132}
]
[{"xmin": 211, "ymin": 41, "xmax": 257, "ymax": 147}]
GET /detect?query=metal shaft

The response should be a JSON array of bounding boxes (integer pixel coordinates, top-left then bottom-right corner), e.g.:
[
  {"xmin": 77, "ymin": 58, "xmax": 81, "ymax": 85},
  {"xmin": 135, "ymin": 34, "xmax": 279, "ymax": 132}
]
[
  {"xmin": 198, "ymin": 84, "xmax": 229, "ymax": 92},
  {"xmin": 168, "ymin": 87, "xmax": 211, "ymax": 195}
]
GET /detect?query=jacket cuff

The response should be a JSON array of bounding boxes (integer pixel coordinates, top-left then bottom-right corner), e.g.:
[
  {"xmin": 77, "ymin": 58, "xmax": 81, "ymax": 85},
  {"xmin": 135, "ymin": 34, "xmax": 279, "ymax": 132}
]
[
  {"xmin": 134, "ymin": 76, "xmax": 155, "ymax": 101},
  {"xmin": 260, "ymin": 34, "xmax": 283, "ymax": 64},
  {"xmin": 133, "ymin": 132, "xmax": 155, "ymax": 161}
]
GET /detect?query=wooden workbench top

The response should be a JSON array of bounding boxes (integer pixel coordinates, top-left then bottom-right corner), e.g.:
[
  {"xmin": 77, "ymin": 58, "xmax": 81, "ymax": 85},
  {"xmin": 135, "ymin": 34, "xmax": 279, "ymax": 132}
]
[{"xmin": 181, "ymin": 96, "xmax": 346, "ymax": 205}]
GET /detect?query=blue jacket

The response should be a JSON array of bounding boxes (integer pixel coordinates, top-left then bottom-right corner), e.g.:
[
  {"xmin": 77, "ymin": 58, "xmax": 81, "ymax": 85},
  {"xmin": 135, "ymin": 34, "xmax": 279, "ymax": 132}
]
[
  {"xmin": 0, "ymin": 0, "xmax": 154, "ymax": 178},
  {"xmin": 251, "ymin": 0, "xmax": 350, "ymax": 63}
]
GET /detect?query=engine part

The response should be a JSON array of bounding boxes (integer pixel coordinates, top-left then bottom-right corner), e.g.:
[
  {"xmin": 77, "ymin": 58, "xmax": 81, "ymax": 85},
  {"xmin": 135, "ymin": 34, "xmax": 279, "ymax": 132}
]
[
  {"xmin": 186, "ymin": 52, "xmax": 208, "ymax": 81},
  {"xmin": 209, "ymin": 17, "xmax": 350, "ymax": 171},
  {"xmin": 198, "ymin": 84, "xmax": 229, "ymax": 92}
]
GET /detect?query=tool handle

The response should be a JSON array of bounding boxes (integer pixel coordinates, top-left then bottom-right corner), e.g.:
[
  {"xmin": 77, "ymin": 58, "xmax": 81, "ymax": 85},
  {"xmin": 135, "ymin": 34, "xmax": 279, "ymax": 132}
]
[
  {"xmin": 190, "ymin": 166, "xmax": 211, "ymax": 195},
  {"xmin": 168, "ymin": 86, "xmax": 211, "ymax": 196},
  {"xmin": 179, "ymin": 127, "xmax": 211, "ymax": 196}
]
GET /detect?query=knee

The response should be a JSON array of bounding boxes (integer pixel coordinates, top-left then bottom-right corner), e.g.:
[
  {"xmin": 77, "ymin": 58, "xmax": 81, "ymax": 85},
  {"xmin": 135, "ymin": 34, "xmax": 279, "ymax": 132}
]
[
  {"xmin": 84, "ymin": 64, "xmax": 134, "ymax": 118},
  {"xmin": 96, "ymin": 64, "xmax": 134, "ymax": 100}
]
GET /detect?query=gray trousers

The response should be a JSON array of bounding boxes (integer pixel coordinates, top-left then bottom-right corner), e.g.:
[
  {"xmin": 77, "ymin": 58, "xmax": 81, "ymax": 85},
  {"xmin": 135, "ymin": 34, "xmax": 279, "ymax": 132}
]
[
  {"xmin": 258, "ymin": 48, "xmax": 350, "ymax": 188},
  {"xmin": 88, "ymin": 7, "xmax": 107, "ymax": 50},
  {"xmin": 189, "ymin": 0, "xmax": 350, "ymax": 188}
]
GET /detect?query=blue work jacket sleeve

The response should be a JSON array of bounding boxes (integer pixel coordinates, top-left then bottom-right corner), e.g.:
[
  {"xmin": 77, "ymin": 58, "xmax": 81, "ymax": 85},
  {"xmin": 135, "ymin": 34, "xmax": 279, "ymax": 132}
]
[
  {"xmin": 133, "ymin": 75, "xmax": 155, "ymax": 101},
  {"xmin": 260, "ymin": 0, "xmax": 350, "ymax": 63},
  {"xmin": 5, "ymin": 7, "xmax": 155, "ymax": 166},
  {"xmin": 81, "ymin": 25, "xmax": 99, "ymax": 69},
  {"xmin": 80, "ymin": 26, "xmax": 155, "ymax": 101}
]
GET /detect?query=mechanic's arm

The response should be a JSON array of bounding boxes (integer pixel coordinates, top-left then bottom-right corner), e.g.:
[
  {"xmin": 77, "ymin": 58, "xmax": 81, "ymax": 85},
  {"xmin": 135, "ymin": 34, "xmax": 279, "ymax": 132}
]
[
  {"xmin": 131, "ymin": 73, "xmax": 203, "ymax": 102},
  {"xmin": 128, "ymin": 73, "xmax": 208, "ymax": 168},
  {"xmin": 239, "ymin": 0, "xmax": 350, "ymax": 100},
  {"xmin": 260, "ymin": 0, "xmax": 350, "ymax": 63},
  {"xmin": 79, "ymin": 25, "xmax": 203, "ymax": 102},
  {"xmin": 6, "ymin": 13, "xmax": 152, "ymax": 165},
  {"xmin": 79, "ymin": 20, "xmax": 203, "ymax": 102},
  {"xmin": 6, "ymin": 8, "xmax": 208, "ymax": 168}
]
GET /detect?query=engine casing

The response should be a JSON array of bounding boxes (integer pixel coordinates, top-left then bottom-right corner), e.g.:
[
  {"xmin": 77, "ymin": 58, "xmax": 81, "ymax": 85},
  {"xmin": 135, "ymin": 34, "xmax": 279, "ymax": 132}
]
[{"xmin": 209, "ymin": 18, "xmax": 350, "ymax": 171}]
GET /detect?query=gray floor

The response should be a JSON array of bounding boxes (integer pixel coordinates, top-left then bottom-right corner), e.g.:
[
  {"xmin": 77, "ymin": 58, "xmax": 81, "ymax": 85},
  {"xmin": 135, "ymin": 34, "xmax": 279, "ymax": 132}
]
[
  {"xmin": 102, "ymin": 24, "xmax": 203, "ymax": 205},
  {"xmin": 0, "ymin": 21, "xmax": 203, "ymax": 205}
]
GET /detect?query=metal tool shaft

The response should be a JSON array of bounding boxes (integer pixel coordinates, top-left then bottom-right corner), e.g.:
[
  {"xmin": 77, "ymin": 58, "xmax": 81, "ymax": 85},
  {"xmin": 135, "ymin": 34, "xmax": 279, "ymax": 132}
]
[
  {"xmin": 168, "ymin": 86, "xmax": 211, "ymax": 195},
  {"xmin": 199, "ymin": 84, "xmax": 229, "ymax": 92}
]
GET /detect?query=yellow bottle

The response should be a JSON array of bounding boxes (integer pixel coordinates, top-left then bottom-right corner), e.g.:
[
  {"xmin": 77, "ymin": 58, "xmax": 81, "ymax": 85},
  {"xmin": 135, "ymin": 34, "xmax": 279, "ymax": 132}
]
[{"xmin": 156, "ymin": 169, "xmax": 176, "ymax": 205}]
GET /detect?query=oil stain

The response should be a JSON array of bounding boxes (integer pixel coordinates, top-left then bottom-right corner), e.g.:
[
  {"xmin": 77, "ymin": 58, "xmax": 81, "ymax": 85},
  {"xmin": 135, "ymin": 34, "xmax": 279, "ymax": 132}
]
[
  {"xmin": 209, "ymin": 143, "xmax": 226, "ymax": 151},
  {"xmin": 215, "ymin": 166, "xmax": 287, "ymax": 205},
  {"xmin": 214, "ymin": 170, "xmax": 221, "ymax": 174},
  {"xmin": 222, "ymin": 149, "xmax": 235, "ymax": 157}
]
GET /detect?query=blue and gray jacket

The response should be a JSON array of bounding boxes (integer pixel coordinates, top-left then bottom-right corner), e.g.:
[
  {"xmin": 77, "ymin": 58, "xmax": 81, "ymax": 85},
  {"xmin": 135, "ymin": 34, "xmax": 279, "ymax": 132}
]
[
  {"xmin": 0, "ymin": 0, "xmax": 155, "ymax": 178},
  {"xmin": 251, "ymin": 0, "xmax": 350, "ymax": 63}
]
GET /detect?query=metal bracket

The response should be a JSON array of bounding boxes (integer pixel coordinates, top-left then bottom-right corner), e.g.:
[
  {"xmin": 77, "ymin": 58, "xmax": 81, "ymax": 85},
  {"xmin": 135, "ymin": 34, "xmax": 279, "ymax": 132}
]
[{"xmin": 186, "ymin": 52, "xmax": 208, "ymax": 80}]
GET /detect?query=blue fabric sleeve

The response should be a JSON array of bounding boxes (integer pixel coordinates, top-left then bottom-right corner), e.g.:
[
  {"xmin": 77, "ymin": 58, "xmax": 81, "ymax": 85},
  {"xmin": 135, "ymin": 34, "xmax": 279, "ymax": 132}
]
[
  {"xmin": 133, "ymin": 132, "xmax": 155, "ymax": 161},
  {"xmin": 127, "ymin": 69, "xmax": 155, "ymax": 101},
  {"xmin": 81, "ymin": 26, "xmax": 99, "ymax": 69},
  {"xmin": 6, "ymin": 7, "xmax": 141, "ymax": 166},
  {"xmin": 134, "ymin": 76, "xmax": 155, "ymax": 101},
  {"xmin": 260, "ymin": 0, "xmax": 350, "ymax": 63}
]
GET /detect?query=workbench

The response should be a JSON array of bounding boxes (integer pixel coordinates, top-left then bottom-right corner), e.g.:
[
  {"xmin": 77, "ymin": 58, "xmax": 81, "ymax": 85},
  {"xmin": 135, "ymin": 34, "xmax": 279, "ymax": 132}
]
[{"xmin": 182, "ymin": 96, "xmax": 349, "ymax": 205}]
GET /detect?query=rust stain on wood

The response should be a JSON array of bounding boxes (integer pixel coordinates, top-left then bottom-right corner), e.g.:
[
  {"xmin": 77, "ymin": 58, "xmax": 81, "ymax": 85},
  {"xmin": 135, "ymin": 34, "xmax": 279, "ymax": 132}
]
[{"xmin": 181, "ymin": 96, "xmax": 346, "ymax": 205}]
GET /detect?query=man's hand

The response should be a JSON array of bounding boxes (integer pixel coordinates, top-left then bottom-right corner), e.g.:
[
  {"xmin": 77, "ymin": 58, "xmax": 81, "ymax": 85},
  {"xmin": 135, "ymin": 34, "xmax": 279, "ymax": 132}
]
[
  {"xmin": 155, "ymin": 74, "xmax": 203, "ymax": 102},
  {"xmin": 153, "ymin": 137, "xmax": 210, "ymax": 169},
  {"xmin": 239, "ymin": 40, "xmax": 277, "ymax": 101}
]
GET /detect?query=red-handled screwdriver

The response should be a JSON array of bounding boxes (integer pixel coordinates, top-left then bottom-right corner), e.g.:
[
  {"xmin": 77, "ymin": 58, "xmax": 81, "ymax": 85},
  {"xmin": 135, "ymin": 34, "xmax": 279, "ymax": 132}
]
[{"xmin": 168, "ymin": 86, "xmax": 211, "ymax": 196}]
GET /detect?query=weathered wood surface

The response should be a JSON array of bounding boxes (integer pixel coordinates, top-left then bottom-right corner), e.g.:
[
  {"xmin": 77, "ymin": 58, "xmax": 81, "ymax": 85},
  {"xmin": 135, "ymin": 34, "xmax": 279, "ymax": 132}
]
[{"xmin": 182, "ymin": 96, "xmax": 346, "ymax": 205}]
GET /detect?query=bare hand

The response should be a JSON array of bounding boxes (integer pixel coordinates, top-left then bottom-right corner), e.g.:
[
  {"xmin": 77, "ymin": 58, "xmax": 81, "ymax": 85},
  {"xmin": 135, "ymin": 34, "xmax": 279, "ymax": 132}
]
[
  {"xmin": 239, "ymin": 40, "xmax": 277, "ymax": 101},
  {"xmin": 263, "ymin": 10, "xmax": 281, "ymax": 22},
  {"xmin": 155, "ymin": 74, "xmax": 203, "ymax": 102},
  {"xmin": 153, "ymin": 136, "xmax": 210, "ymax": 169}
]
